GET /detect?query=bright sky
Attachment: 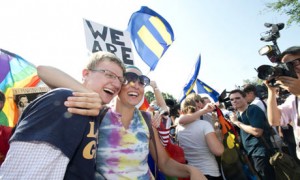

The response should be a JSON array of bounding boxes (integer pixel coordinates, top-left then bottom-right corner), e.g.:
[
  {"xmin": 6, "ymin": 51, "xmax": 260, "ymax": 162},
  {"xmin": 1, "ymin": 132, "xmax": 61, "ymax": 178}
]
[{"xmin": 1, "ymin": 0, "xmax": 299, "ymax": 100}]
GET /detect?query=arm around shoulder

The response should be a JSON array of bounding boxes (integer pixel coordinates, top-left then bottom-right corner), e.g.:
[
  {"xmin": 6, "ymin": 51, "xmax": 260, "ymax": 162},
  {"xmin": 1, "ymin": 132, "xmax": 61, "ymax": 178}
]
[{"xmin": 37, "ymin": 65, "xmax": 90, "ymax": 92}]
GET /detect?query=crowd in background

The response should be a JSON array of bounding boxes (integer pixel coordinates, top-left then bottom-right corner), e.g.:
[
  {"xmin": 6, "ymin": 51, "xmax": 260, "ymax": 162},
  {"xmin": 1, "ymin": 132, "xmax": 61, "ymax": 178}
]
[{"xmin": 0, "ymin": 46, "xmax": 300, "ymax": 180}]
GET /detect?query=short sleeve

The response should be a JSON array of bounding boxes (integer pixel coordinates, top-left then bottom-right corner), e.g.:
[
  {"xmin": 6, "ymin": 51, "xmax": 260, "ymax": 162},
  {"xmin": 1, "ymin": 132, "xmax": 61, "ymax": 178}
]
[
  {"xmin": 247, "ymin": 105, "xmax": 266, "ymax": 129},
  {"xmin": 203, "ymin": 120, "xmax": 215, "ymax": 135},
  {"xmin": 278, "ymin": 95, "xmax": 295, "ymax": 126}
]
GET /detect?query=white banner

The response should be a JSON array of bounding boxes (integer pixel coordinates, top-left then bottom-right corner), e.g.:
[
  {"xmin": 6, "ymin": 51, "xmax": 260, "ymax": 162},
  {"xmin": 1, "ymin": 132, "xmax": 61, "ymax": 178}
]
[{"xmin": 83, "ymin": 18, "xmax": 134, "ymax": 65}]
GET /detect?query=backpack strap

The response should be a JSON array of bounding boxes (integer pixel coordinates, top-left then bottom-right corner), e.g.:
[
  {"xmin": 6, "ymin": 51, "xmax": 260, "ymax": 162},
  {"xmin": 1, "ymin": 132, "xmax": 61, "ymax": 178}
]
[
  {"xmin": 141, "ymin": 110, "xmax": 158, "ymax": 179},
  {"xmin": 246, "ymin": 105, "xmax": 279, "ymax": 152},
  {"xmin": 260, "ymin": 98, "xmax": 267, "ymax": 110},
  {"xmin": 98, "ymin": 106, "xmax": 109, "ymax": 125}
]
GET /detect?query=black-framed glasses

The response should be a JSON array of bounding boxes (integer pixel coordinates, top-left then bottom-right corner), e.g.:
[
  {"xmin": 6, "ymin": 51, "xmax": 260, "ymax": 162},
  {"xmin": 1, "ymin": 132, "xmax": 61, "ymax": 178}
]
[
  {"xmin": 288, "ymin": 58, "xmax": 300, "ymax": 67},
  {"xmin": 89, "ymin": 69, "xmax": 125, "ymax": 84},
  {"xmin": 124, "ymin": 72, "xmax": 150, "ymax": 87}
]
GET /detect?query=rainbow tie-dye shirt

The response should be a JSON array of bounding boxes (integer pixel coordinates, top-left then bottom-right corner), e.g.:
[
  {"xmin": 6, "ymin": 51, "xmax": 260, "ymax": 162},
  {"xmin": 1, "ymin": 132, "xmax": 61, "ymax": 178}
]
[{"xmin": 95, "ymin": 108, "xmax": 154, "ymax": 180}]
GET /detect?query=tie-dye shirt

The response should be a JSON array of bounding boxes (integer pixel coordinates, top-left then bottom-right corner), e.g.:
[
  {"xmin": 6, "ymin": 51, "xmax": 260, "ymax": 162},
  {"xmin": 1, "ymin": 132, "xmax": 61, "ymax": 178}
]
[{"xmin": 95, "ymin": 108, "xmax": 154, "ymax": 180}]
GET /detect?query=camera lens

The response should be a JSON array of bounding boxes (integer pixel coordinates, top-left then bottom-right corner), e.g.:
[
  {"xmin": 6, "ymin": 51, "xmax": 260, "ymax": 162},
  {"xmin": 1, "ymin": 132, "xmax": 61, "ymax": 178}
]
[{"xmin": 257, "ymin": 65, "xmax": 276, "ymax": 80}]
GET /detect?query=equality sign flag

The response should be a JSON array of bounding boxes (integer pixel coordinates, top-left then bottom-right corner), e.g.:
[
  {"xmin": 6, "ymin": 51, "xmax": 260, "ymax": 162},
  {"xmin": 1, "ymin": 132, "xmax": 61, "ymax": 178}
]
[
  {"xmin": 0, "ymin": 49, "xmax": 40, "ymax": 127},
  {"xmin": 127, "ymin": 6, "xmax": 174, "ymax": 71},
  {"xmin": 196, "ymin": 79, "xmax": 220, "ymax": 102},
  {"xmin": 179, "ymin": 55, "xmax": 201, "ymax": 102},
  {"xmin": 83, "ymin": 19, "xmax": 134, "ymax": 65}
]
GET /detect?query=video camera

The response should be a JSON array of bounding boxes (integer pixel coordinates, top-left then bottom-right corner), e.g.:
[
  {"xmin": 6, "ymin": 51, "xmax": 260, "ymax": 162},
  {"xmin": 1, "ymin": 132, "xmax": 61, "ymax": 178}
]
[
  {"xmin": 256, "ymin": 23, "xmax": 297, "ymax": 86},
  {"xmin": 218, "ymin": 89, "xmax": 233, "ymax": 111}
]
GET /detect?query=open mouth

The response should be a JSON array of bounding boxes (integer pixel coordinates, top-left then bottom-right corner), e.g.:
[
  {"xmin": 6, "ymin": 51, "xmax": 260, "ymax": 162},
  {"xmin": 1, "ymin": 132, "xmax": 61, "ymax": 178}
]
[
  {"xmin": 128, "ymin": 92, "xmax": 138, "ymax": 97},
  {"xmin": 103, "ymin": 88, "xmax": 114, "ymax": 95}
]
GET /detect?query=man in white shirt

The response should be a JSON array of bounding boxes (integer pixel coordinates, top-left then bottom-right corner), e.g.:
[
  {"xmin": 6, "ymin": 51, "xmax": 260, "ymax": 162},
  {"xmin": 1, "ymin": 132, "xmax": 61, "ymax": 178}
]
[{"xmin": 266, "ymin": 46, "xmax": 300, "ymax": 161}]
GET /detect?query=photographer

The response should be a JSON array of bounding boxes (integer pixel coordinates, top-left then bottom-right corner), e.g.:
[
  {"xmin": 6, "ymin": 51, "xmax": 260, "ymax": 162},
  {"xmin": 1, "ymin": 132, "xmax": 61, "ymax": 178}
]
[{"xmin": 265, "ymin": 46, "xmax": 300, "ymax": 160}]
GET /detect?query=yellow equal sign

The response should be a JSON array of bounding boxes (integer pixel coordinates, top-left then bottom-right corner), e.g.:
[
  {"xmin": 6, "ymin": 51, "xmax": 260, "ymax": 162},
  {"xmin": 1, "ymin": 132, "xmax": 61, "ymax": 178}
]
[{"xmin": 137, "ymin": 16, "xmax": 172, "ymax": 58}]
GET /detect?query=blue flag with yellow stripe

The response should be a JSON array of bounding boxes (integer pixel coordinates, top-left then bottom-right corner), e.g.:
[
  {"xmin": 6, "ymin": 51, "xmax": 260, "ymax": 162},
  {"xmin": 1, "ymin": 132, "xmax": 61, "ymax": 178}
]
[
  {"xmin": 196, "ymin": 79, "xmax": 220, "ymax": 102},
  {"xmin": 179, "ymin": 55, "xmax": 201, "ymax": 102},
  {"xmin": 127, "ymin": 6, "xmax": 174, "ymax": 71}
]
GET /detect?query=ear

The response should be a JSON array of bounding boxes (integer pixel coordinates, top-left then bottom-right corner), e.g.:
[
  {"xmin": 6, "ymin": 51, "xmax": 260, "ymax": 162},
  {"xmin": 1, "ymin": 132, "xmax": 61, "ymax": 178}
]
[
  {"xmin": 82, "ymin": 69, "xmax": 89, "ymax": 81},
  {"xmin": 82, "ymin": 69, "xmax": 90, "ymax": 81}
]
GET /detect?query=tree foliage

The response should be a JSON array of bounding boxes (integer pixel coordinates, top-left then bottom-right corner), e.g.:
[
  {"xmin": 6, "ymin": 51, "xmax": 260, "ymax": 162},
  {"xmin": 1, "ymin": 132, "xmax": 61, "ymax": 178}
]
[
  {"xmin": 243, "ymin": 77, "xmax": 264, "ymax": 86},
  {"xmin": 145, "ymin": 91, "xmax": 155, "ymax": 103},
  {"xmin": 144, "ymin": 91, "xmax": 176, "ymax": 104},
  {"xmin": 265, "ymin": 0, "xmax": 300, "ymax": 26}
]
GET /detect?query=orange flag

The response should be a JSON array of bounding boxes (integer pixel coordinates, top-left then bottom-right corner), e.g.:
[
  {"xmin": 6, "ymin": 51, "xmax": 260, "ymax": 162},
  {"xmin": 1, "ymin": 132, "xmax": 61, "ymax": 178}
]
[
  {"xmin": 215, "ymin": 106, "xmax": 239, "ymax": 149},
  {"xmin": 138, "ymin": 96, "xmax": 149, "ymax": 111}
]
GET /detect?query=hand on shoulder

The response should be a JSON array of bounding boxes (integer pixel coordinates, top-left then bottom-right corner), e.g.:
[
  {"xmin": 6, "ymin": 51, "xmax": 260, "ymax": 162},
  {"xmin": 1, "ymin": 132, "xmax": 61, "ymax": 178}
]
[{"xmin": 65, "ymin": 92, "xmax": 102, "ymax": 116}]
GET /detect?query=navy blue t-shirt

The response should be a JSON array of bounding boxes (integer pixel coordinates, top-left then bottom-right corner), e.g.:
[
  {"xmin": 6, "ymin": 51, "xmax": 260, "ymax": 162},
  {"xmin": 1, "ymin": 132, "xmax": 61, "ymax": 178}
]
[
  {"xmin": 11, "ymin": 88, "xmax": 99, "ymax": 180},
  {"xmin": 238, "ymin": 104, "xmax": 273, "ymax": 157}
]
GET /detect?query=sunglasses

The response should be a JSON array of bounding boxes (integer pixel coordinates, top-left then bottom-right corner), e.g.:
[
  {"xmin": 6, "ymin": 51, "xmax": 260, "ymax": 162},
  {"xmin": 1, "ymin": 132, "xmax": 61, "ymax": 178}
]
[{"xmin": 124, "ymin": 72, "xmax": 150, "ymax": 87}]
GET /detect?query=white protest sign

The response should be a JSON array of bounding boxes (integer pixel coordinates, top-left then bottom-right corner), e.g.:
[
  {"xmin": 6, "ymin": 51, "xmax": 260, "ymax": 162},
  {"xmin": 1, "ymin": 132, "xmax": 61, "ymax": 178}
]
[{"xmin": 83, "ymin": 18, "xmax": 134, "ymax": 65}]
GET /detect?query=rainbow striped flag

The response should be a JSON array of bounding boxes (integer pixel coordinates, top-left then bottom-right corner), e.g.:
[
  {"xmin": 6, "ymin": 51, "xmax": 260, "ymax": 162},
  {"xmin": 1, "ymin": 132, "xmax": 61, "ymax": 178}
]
[{"xmin": 0, "ymin": 49, "xmax": 40, "ymax": 127}]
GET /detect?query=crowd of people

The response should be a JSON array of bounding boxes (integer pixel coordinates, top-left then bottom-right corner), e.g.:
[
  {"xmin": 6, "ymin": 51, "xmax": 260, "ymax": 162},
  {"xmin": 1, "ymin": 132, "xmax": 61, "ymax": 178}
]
[{"xmin": 0, "ymin": 45, "xmax": 300, "ymax": 180}]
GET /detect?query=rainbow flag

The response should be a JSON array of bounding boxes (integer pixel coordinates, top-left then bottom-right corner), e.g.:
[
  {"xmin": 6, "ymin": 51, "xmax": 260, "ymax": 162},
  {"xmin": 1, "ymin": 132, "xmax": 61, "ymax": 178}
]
[{"xmin": 0, "ymin": 49, "xmax": 40, "ymax": 127}]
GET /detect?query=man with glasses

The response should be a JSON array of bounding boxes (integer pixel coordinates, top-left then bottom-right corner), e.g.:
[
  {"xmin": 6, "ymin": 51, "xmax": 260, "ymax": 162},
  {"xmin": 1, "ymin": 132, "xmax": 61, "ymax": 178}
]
[
  {"xmin": 229, "ymin": 89, "xmax": 275, "ymax": 180},
  {"xmin": 0, "ymin": 51, "xmax": 126, "ymax": 179},
  {"xmin": 266, "ymin": 46, "xmax": 300, "ymax": 161}
]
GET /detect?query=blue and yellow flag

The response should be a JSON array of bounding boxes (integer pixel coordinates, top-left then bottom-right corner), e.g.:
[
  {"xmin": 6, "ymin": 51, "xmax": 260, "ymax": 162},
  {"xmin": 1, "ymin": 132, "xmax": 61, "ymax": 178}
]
[
  {"xmin": 196, "ymin": 79, "xmax": 220, "ymax": 102},
  {"xmin": 179, "ymin": 55, "xmax": 201, "ymax": 102},
  {"xmin": 127, "ymin": 6, "xmax": 174, "ymax": 71}
]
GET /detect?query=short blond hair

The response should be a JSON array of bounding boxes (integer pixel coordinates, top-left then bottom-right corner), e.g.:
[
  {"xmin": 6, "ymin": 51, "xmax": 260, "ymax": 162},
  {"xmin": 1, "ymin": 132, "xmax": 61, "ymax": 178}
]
[{"xmin": 86, "ymin": 51, "xmax": 126, "ymax": 74}]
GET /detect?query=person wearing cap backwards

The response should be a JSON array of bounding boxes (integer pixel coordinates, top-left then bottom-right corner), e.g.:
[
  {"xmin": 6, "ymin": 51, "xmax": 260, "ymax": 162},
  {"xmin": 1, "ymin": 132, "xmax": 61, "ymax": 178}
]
[
  {"xmin": 265, "ymin": 46, "xmax": 300, "ymax": 160},
  {"xmin": 27, "ymin": 63, "xmax": 207, "ymax": 179}
]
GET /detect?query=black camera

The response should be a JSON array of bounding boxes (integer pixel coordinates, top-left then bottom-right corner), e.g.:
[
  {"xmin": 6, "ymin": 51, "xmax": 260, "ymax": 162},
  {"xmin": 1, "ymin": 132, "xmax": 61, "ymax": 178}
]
[
  {"xmin": 257, "ymin": 62, "xmax": 297, "ymax": 86},
  {"xmin": 218, "ymin": 89, "xmax": 234, "ymax": 111},
  {"xmin": 256, "ymin": 23, "xmax": 297, "ymax": 86}
]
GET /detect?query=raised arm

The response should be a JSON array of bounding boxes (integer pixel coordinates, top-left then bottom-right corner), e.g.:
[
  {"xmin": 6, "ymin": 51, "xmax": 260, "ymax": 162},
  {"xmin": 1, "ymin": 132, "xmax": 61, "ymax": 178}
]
[
  {"xmin": 265, "ymin": 81, "xmax": 281, "ymax": 126},
  {"xmin": 150, "ymin": 81, "xmax": 168, "ymax": 112},
  {"xmin": 178, "ymin": 103, "xmax": 215, "ymax": 125},
  {"xmin": 37, "ymin": 65, "xmax": 90, "ymax": 92},
  {"xmin": 37, "ymin": 65, "xmax": 101, "ymax": 116}
]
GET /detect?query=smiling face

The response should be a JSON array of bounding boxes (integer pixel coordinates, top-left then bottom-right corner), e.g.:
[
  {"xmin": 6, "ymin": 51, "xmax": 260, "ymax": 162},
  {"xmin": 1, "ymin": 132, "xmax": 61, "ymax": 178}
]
[
  {"xmin": 117, "ymin": 67, "xmax": 145, "ymax": 108},
  {"xmin": 82, "ymin": 59, "xmax": 124, "ymax": 104}
]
